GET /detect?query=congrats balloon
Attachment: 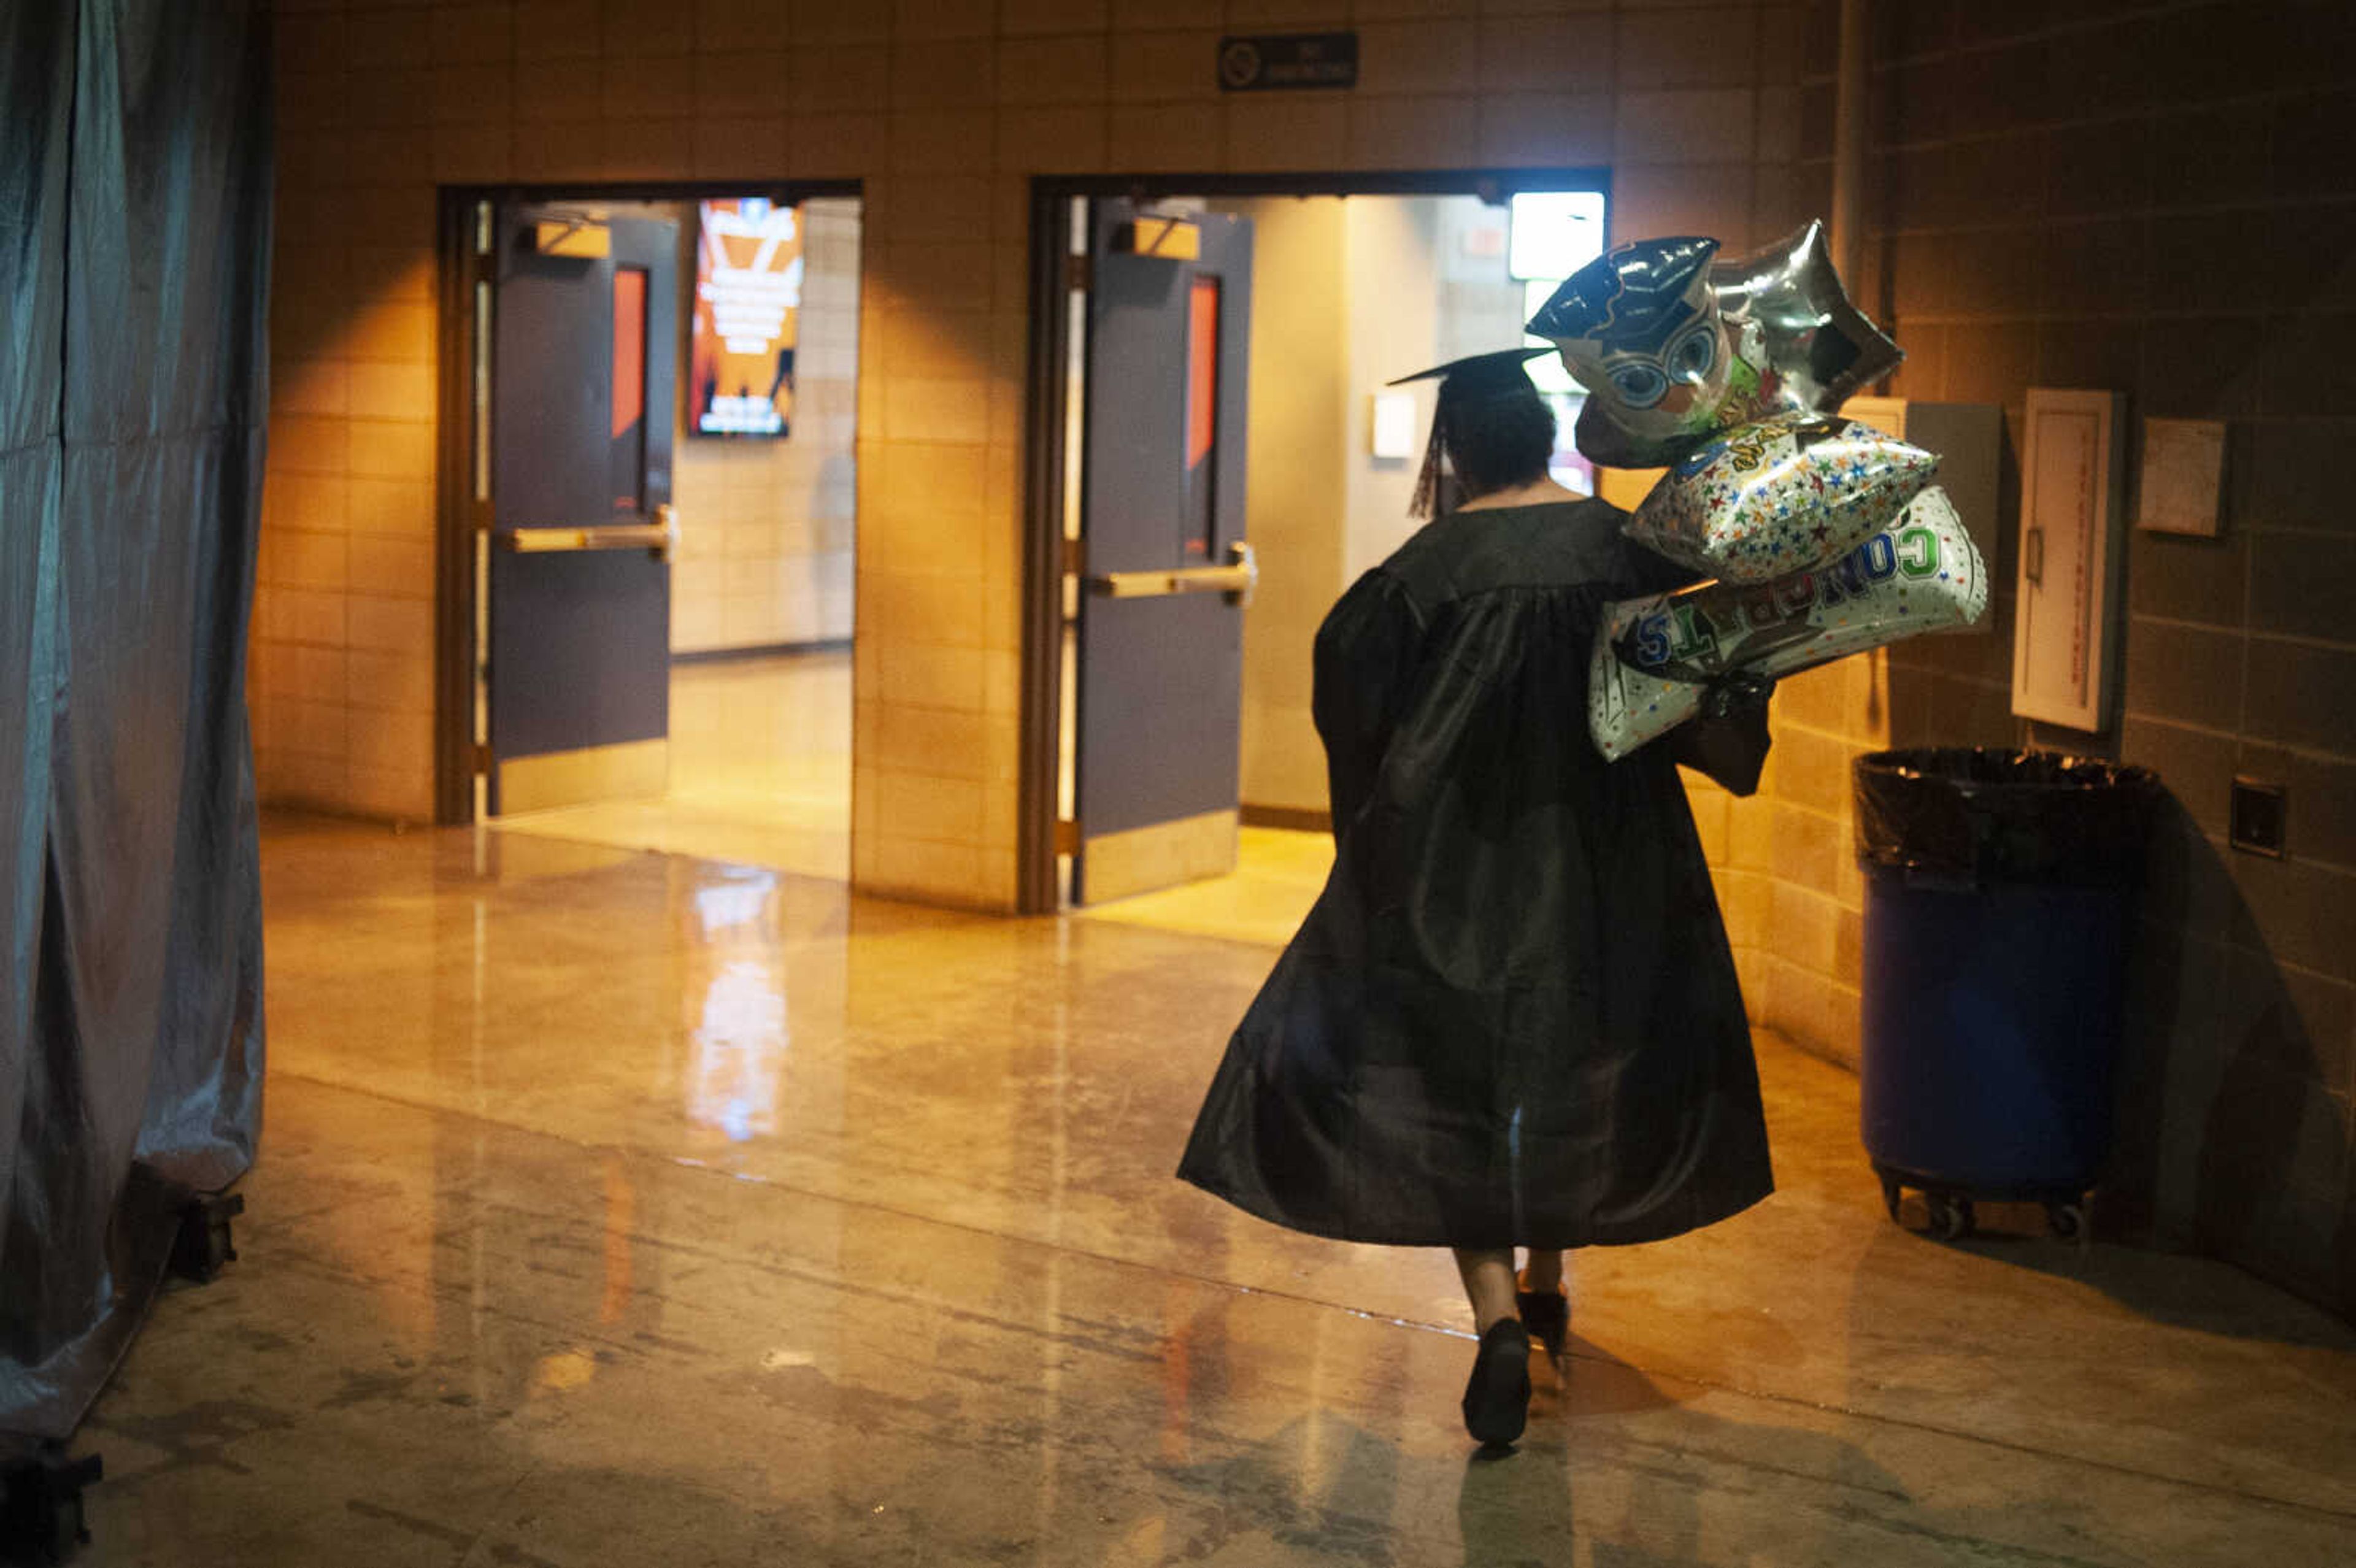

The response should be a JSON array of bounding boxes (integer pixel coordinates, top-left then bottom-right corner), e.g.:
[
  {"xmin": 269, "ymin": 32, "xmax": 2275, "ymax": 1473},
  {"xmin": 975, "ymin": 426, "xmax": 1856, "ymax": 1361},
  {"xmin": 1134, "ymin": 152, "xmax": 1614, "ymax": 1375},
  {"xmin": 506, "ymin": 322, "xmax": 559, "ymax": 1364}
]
[{"xmin": 1589, "ymin": 486, "xmax": 1987, "ymax": 761}]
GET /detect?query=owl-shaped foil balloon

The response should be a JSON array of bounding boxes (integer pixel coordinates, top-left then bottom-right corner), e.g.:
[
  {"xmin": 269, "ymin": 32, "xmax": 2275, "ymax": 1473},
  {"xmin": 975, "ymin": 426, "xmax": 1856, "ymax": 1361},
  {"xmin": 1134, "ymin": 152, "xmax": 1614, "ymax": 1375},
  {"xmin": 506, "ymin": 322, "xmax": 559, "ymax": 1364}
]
[{"xmin": 1526, "ymin": 237, "xmax": 1754, "ymax": 448}]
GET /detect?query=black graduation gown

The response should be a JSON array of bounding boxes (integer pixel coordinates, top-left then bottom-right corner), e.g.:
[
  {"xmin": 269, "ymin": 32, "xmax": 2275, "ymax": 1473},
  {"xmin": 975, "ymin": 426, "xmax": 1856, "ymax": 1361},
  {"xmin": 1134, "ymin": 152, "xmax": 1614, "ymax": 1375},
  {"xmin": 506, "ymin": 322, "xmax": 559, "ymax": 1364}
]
[{"xmin": 1177, "ymin": 498, "xmax": 1773, "ymax": 1250}]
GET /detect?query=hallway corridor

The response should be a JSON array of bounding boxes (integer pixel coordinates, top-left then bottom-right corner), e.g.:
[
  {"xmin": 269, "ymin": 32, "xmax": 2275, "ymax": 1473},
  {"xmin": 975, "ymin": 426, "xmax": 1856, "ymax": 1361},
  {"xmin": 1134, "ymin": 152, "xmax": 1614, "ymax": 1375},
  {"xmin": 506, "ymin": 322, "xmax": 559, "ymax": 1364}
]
[{"xmin": 71, "ymin": 820, "xmax": 2356, "ymax": 1566}]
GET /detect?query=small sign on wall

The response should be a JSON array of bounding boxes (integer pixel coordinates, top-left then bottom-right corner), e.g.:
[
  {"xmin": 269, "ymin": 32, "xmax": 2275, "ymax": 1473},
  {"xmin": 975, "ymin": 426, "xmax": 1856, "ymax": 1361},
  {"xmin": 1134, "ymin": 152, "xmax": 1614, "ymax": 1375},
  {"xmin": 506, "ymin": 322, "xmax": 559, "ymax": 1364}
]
[
  {"xmin": 1218, "ymin": 34, "xmax": 1358, "ymax": 91},
  {"xmin": 2136, "ymin": 417, "xmax": 2228, "ymax": 537},
  {"xmin": 1369, "ymin": 390, "xmax": 1417, "ymax": 461},
  {"xmin": 2012, "ymin": 389, "xmax": 2128, "ymax": 732}
]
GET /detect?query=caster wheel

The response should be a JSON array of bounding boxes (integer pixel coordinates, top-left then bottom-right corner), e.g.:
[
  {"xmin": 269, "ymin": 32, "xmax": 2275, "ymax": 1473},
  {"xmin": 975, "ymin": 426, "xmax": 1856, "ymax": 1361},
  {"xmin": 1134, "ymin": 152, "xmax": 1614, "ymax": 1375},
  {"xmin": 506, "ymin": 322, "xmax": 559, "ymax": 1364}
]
[
  {"xmin": 45, "ymin": 1488, "xmax": 87, "ymax": 1561},
  {"xmin": 1879, "ymin": 1173, "xmax": 1904, "ymax": 1224},
  {"xmin": 2047, "ymin": 1202, "xmax": 2085, "ymax": 1242},
  {"xmin": 2, "ymin": 1448, "xmax": 101, "ymax": 1564},
  {"xmin": 1925, "ymin": 1194, "xmax": 1976, "ymax": 1242},
  {"xmin": 170, "ymin": 1193, "xmax": 244, "ymax": 1285}
]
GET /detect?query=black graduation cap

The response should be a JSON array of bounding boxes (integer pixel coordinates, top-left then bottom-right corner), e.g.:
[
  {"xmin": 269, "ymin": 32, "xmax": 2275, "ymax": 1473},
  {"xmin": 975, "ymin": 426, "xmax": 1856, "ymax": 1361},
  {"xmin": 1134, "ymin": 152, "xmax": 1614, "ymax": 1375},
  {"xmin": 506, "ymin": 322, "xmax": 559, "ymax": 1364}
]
[
  {"xmin": 1386, "ymin": 345, "xmax": 1553, "ymax": 390},
  {"xmin": 1392, "ymin": 348, "xmax": 1556, "ymax": 518}
]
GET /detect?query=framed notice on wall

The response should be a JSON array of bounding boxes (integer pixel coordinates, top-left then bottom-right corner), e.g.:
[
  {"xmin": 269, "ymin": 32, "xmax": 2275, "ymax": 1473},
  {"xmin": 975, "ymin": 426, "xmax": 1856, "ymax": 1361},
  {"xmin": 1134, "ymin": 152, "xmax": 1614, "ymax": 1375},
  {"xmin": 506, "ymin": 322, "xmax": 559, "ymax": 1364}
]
[
  {"xmin": 2136, "ymin": 417, "xmax": 2228, "ymax": 537},
  {"xmin": 690, "ymin": 198, "xmax": 803, "ymax": 437},
  {"xmin": 2012, "ymin": 388, "xmax": 2127, "ymax": 731}
]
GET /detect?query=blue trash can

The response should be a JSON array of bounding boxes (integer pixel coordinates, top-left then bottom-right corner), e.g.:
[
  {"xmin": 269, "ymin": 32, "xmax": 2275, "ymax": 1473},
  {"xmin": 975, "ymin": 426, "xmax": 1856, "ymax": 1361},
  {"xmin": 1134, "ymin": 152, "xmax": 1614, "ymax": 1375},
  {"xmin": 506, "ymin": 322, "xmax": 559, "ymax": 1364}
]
[{"xmin": 1853, "ymin": 749, "xmax": 2158, "ymax": 1241}]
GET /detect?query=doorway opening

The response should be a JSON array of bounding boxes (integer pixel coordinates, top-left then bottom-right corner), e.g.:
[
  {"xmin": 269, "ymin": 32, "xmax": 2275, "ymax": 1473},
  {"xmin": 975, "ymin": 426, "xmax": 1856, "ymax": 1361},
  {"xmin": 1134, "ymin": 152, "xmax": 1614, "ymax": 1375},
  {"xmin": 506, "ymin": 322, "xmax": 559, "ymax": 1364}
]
[
  {"xmin": 435, "ymin": 182, "xmax": 862, "ymax": 883},
  {"xmin": 1021, "ymin": 171, "xmax": 1611, "ymax": 927}
]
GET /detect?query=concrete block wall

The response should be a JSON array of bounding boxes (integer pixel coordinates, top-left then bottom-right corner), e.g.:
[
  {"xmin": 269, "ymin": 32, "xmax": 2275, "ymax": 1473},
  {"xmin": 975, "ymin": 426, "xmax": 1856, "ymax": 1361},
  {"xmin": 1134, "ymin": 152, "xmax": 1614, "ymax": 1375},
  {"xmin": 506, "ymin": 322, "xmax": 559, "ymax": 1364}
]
[
  {"xmin": 259, "ymin": 0, "xmax": 1820, "ymax": 903},
  {"xmin": 1746, "ymin": 0, "xmax": 2355, "ymax": 1314},
  {"xmin": 1692, "ymin": 652, "xmax": 1885, "ymax": 1066},
  {"xmin": 1220, "ymin": 195, "xmax": 1352, "ymax": 821}
]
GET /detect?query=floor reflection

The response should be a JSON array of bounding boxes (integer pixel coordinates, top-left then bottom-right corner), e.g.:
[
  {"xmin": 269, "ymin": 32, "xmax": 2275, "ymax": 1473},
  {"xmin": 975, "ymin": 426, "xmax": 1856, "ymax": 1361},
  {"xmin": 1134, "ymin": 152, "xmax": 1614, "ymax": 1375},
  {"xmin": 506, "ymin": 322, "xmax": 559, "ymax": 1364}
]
[{"xmin": 683, "ymin": 866, "xmax": 788, "ymax": 1142}]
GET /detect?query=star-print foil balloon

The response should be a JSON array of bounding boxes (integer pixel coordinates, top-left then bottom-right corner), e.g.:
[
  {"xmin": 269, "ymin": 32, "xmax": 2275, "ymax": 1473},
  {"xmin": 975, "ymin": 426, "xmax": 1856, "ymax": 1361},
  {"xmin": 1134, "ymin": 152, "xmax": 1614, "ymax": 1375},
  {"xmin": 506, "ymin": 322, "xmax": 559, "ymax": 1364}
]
[{"xmin": 1625, "ymin": 412, "xmax": 1941, "ymax": 584}]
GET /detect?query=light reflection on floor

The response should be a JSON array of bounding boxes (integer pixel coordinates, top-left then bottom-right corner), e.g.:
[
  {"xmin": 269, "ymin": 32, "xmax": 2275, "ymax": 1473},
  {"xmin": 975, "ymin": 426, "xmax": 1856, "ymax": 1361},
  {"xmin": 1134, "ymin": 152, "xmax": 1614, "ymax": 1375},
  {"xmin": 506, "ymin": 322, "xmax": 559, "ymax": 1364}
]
[{"xmin": 683, "ymin": 864, "xmax": 790, "ymax": 1142}]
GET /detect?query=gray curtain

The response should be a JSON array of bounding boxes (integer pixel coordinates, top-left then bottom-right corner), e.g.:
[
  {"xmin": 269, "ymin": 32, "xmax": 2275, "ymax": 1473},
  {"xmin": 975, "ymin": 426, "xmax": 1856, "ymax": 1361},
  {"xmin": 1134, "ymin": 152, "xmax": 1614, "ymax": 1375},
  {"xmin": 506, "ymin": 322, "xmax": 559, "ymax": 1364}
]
[{"xmin": 1, "ymin": 0, "xmax": 270, "ymax": 1442}]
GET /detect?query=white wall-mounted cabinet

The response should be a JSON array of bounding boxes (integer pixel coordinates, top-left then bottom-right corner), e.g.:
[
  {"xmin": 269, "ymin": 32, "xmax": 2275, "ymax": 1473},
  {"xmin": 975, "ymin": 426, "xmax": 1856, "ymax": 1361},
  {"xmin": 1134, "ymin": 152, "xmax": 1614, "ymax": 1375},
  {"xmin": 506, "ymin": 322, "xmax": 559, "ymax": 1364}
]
[{"xmin": 2010, "ymin": 388, "xmax": 2128, "ymax": 732}]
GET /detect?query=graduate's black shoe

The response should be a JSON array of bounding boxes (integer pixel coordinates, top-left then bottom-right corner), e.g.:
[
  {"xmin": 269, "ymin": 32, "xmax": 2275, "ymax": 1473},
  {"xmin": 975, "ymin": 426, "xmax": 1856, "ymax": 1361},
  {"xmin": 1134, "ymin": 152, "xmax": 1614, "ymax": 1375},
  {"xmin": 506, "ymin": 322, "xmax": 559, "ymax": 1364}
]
[
  {"xmin": 1517, "ymin": 1279, "xmax": 1569, "ymax": 1361},
  {"xmin": 1461, "ymin": 1320, "xmax": 1531, "ymax": 1447}
]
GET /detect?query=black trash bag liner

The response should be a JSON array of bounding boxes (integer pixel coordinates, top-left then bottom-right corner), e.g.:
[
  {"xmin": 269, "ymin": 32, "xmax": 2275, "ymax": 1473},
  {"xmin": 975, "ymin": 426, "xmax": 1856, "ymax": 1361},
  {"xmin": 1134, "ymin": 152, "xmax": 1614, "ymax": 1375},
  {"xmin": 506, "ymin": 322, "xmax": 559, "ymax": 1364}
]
[{"xmin": 1854, "ymin": 748, "xmax": 2159, "ymax": 887}]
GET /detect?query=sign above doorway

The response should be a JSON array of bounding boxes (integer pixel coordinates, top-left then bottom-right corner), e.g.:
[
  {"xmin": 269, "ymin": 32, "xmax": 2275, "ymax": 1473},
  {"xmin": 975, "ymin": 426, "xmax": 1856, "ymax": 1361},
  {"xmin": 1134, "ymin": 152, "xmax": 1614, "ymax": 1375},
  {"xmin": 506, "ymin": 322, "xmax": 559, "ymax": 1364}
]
[{"xmin": 1217, "ymin": 33, "xmax": 1358, "ymax": 92}]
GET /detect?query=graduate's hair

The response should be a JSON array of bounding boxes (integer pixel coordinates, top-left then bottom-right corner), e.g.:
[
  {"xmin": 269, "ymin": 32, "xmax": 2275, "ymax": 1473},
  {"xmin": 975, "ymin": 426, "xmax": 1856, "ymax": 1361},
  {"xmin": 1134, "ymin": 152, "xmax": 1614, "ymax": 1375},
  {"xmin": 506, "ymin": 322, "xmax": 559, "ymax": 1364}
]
[{"xmin": 1410, "ymin": 379, "xmax": 1557, "ymax": 518}]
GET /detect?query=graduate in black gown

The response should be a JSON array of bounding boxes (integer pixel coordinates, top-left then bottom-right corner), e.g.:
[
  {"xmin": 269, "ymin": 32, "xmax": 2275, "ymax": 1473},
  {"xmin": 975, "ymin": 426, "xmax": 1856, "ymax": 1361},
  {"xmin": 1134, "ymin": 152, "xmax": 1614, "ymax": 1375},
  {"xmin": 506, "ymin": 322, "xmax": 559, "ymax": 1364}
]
[{"xmin": 1177, "ymin": 348, "xmax": 1776, "ymax": 1447}]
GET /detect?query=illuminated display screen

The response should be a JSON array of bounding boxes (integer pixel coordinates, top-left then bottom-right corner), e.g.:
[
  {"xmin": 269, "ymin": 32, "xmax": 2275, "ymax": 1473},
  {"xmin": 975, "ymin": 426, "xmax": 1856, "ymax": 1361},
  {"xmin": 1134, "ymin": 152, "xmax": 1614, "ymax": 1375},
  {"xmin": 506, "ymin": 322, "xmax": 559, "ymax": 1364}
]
[
  {"xmin": 690, "ymin": 198, "xmax": 804, "ymax": 438},
  {"xmin": 1507, "ymin": 190, "xmax": 1606, "ymax": 282}
]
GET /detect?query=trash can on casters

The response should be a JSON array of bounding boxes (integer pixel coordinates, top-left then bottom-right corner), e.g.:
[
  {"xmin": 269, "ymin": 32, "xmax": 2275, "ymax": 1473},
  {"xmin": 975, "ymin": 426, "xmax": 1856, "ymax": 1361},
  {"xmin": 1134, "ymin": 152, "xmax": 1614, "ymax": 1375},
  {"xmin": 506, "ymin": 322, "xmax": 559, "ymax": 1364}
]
[{"xmin": 1852, "ymin": 749, "xmax": 2158, "ymax": 1242}]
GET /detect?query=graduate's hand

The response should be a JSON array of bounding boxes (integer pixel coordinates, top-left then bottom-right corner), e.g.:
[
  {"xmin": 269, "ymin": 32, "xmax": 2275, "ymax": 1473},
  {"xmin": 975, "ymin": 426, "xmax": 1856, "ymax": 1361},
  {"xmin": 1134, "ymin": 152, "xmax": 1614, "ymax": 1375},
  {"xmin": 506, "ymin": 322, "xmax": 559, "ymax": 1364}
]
[
  {"xmin": 1700, "ymin": 669, "xmax": 1776, "ymax": 721},
  {"xmin": 1673, "ymin": 671, "xmax": 1775, "ymax": 796}
]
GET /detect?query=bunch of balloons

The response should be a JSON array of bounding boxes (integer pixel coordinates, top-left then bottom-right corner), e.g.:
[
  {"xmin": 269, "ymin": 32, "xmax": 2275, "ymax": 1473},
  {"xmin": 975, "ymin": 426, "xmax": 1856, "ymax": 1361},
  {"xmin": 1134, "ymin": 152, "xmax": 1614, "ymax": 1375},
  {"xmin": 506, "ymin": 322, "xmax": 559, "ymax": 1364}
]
[{"xmin": 1525, "ymin": 221, "xmax": 1989, "ymax": 759}]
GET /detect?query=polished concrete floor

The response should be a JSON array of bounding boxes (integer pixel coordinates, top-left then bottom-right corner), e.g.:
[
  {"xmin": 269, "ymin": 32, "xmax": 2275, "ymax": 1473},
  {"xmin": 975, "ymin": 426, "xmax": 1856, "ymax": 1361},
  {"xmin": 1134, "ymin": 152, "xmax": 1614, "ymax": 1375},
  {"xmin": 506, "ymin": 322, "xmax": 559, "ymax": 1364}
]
[{"xmin": 68, "ymin": 818, "xmax": 2356, "ymax": 1565}]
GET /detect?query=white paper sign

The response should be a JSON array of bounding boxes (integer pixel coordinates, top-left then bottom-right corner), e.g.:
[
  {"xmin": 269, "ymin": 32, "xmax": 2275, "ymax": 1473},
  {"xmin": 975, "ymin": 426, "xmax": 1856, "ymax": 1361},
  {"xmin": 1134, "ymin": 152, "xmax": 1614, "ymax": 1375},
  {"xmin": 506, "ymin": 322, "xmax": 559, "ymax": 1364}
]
[
  {"xmin": 2137, "ymin": 417, "xmax": 2227, "ymax": 537},
  {"xmin": 1370, "ymin": 390, "xmax": 1417, "ymax": 461}
]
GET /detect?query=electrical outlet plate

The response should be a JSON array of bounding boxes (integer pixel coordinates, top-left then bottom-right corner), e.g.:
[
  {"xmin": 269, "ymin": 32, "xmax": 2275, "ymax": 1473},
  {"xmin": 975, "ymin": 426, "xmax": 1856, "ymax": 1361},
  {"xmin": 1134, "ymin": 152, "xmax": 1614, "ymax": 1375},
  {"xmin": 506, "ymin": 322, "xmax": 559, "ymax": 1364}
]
[{"xmin": 2230, "ymin": 777, "xmax": 2287, "ymax": 859}]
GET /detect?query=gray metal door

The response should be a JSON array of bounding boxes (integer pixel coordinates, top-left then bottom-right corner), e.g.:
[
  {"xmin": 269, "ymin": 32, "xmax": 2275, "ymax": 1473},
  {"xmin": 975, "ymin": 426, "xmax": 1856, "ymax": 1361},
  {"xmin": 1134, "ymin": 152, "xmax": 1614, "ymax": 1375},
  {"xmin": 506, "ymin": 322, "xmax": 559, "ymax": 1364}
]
[
  {"xmin": 486, "ymin": 206, "xmax": 679, "ymax": 815},
  {"xmin": 1074, "ymin": 202, "xmax": 1254, "ymax": 903}
]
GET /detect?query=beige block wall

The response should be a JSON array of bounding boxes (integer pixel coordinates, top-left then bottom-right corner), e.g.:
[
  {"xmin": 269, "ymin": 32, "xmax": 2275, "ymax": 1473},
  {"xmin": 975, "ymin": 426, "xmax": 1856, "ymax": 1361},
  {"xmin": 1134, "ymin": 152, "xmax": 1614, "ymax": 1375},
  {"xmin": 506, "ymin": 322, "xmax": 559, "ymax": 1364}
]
[
  {"xmin": 1701, "ymin": 653, "xmax": 1887, "ymax": 1062},
  {"xmin": 1222, "ymin": 196, "xmax": 1349, "ymax": 819},
  {"xmin": 259, "ymin": 0, "xmax": 1819, "ymax": 907},
  {"xmin": 670, "ymin": 196, "xmax": 861, "ymax": 655},
  {"xmin": 1339, "ymin": 197, "xmax": 1441, "ymax": 583}
]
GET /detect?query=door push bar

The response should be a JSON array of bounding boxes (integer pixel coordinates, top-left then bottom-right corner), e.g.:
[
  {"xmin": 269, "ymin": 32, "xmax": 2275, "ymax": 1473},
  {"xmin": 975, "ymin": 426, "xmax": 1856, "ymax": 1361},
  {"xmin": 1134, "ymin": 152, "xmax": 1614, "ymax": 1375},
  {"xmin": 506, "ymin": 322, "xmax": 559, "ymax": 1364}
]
[
  {"xmin": 1087, "ymin": 541, "xmax": 1257, "ymax": 606},
  {"xmin": 499, "ymin": 505, "xmax": 679, "ymax": 561}
]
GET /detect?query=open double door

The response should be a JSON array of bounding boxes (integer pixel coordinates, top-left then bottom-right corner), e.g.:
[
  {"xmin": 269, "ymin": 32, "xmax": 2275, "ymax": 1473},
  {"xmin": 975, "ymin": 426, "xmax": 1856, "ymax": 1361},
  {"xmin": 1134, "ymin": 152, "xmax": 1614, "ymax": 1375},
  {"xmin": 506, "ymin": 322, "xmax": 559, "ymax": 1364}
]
[{"xmin": 471, "ymin": 193, "xmax": 1257, "ymax": 908}]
